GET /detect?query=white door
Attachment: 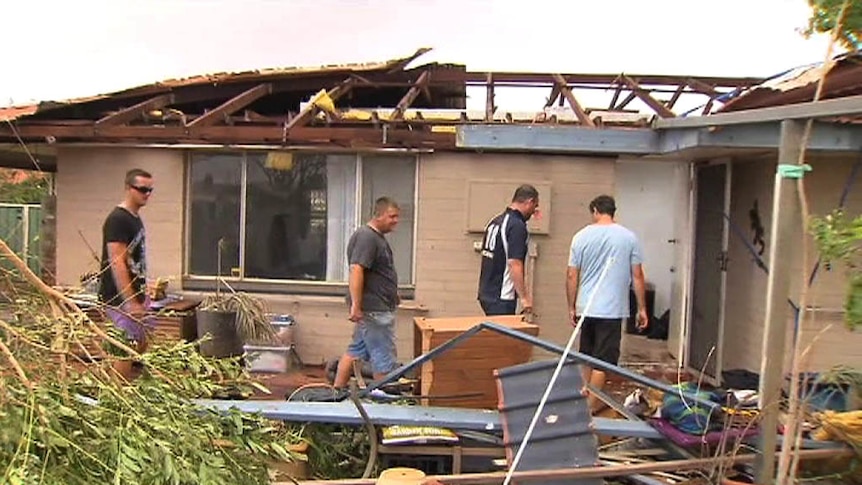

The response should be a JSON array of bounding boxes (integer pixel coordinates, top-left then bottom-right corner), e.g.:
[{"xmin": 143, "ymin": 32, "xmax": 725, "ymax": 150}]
[{"xmin": 668, "ymin": 163, "xmax": 694, "ymax": 362}]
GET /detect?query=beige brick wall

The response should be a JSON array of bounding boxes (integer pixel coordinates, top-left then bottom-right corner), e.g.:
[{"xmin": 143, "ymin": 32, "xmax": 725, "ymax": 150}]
[
  {"xmin": 414, "ymin": 152, "xmax": 615, "ymax": 355},
  {"xmin": 55, "ymin": 147, "xmax": 185, "ymax": 286},
  {"xmin": 54, "ymin": 148, "xmax": 615, "ymax": 365},
  {"xmin": 722, "ymin": 155, "xmax": 862, "ymax": 374}
]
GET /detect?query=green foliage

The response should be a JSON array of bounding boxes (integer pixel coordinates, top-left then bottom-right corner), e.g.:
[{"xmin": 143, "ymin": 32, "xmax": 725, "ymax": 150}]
[
  {"xmin": 0, "ymin": 172, "xmax": 50, "ymax": 204},
  {"xmin": 0, "ymin": 302, "xmax": 305, "ymax": 484},
  {"xmin": 805, "ymin": 0, "xmax": 862, "ymax": 50},
  {"xmin": 810, "ymin": 209, "xmax": 862, "ymax": 329}
]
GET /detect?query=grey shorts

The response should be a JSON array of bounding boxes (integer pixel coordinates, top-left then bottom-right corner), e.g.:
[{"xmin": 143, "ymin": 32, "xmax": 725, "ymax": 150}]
[{"xmin": 346, "ymin": 311, "xmax": 397, "ymax": 374}]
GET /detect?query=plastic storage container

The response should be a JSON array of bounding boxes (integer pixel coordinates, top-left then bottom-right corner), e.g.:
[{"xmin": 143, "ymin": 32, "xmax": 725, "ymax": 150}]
[{"xmin": 244, "ymin": 345, "xmax": 291, "ymax": 373}]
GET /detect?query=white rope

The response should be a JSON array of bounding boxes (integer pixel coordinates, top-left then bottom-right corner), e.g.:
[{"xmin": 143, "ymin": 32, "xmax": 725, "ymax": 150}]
[{"xmin": 503, "ymin": 255, "xmax": 616, "ymax": 485}]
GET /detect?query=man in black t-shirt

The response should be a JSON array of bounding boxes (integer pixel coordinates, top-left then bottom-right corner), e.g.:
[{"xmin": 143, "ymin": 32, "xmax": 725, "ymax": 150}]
[
  {"xmin": 99, "ymin": 168, "xmax": 154, "ymax": 352},
  {"xmin": 332, "ymin": 197, "xmax": 401, "ymax": 389},
  {"xmin": 477, "ymin": 184, "xmax": 539, "ymax": 316}
]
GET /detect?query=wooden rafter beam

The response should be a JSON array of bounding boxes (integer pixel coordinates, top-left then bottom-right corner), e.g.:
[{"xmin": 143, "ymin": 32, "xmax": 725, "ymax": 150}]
[
  {"xmin": 552, "ymin": 74, "xmax": 595, "ymax": 127},
  {"xmin": 186, "ymin": 83, "xmax": 272, "ymax": 128},
  {"xmin": 666, "ymin": 84, "xmax": 686, "ymax": 109},
  {"xmin": 615, "ymin": 91, "xmax": 637, "ymax": 110},
  {"xmin": 621, "ymin": 75, "xmax": 676, "ymax": 118},
  {"xmin": 608, "ymin": 83, "xmax": 623, "ymax": 110},
  {"xmin": 95, "ymin": 94, "xmax": 174, "ymax": 127},
  {"xmin": 1, "ymin": 123, "xmax": 454, "ymax": 147},
  {"xmin": 545, "ymin": 84, "xmax": 561, "ymax": 108},
  {"xmin": 686, "ymin": 78, "xmax": 719, "ymax": 97},
  {"xmin": 485, "ymin": 73, "xmax": 495, "ymax": 122},
  {"xmin": 391, "ymin": 71, "xmax": 431, "ymax": 121},
  {"xmin": 284, "ymin": 78, "xmax": 354, "ymax": 131}
]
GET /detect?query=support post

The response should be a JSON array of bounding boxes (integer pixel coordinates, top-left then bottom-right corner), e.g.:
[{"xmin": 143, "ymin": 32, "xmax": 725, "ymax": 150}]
[{"xmin": 755, "ymin": 119, "xmax": 804, "ymax": 483}]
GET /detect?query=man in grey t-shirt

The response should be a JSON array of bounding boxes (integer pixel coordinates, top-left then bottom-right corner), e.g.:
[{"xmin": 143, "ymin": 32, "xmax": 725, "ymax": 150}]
[
  {"xmin": 566, "ymin": 195, "xmax": 647, "ymax": 413},
  {"xmin": 332, "ymin": 197, "xmax": 401, "ymax": 389}
]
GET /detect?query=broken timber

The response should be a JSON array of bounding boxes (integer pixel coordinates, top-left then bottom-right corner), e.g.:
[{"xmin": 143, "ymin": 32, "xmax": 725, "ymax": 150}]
[{"xmin": 290, "ymin": 448, "xmax": 852, "ymax": 485}]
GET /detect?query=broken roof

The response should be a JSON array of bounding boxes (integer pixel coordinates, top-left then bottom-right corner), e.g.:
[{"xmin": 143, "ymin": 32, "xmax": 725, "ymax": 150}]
[
  {"xmin": 719, "ymin": 50, "xmax": 862, "ymax": 112},
  {"xmin": 0, "ymin": 48, "xmax": 766, "ymax": 149}
]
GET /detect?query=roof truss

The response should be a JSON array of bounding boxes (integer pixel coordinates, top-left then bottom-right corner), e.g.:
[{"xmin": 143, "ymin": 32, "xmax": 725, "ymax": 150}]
[{"xmin": 0, "ymin": 65, "xmax": 764, "ymax": 148}]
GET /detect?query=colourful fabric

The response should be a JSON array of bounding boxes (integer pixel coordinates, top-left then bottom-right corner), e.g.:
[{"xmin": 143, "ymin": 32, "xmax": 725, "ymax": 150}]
[{"xmin": 660, "ymin": 383, "xmax": 724, "ymax": 435}]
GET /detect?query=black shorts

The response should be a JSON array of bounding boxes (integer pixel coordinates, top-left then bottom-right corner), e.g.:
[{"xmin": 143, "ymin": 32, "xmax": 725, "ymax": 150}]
[{"xmin": 578, "ymin": 317, "xmax": 622, "ymax": 365}]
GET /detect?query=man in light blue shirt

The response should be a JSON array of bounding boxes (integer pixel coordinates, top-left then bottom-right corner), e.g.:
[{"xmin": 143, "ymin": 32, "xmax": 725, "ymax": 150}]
[{"xmin": 566, "ymin": 195, "xmax": 648, "ymax": 413}]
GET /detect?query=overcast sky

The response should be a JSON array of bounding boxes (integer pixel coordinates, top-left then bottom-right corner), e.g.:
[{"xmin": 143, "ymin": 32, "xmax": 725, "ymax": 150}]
[{"xmin": 2, "ymin": 0, "xmax": 836, "ymax": 112}]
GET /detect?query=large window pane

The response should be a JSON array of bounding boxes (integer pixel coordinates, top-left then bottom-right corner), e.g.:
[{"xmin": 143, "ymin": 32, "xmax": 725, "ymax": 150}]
[
  {"xmin": 361, "ymin": 155, "xmax": 416, "ymax": 284},
  {"xmin": 188, "ymin": 153, "xmax": 242, "ymax": 276},
  {"xmin": 244, "ymin": 153, "xmax": 357, "ymax": 281}
]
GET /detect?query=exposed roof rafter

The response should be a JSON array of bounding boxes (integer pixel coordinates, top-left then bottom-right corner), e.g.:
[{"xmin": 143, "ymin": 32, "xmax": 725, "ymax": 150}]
[
  {"xmin": 95, "ymin": 94, "xmax": 175, "ymax": 127},
  {"xmin": 186, "ymin": 83, "xmax": 272, "ymax": 128},
  {"xmin": 552, "ymin": 74, "xmax": 595, "ymax": 128},
  {"xmin": 284, "ymin": 78, "xmax": 354, "ymax": 131},
  {"xmin": 391, "ymin": 71, "xmax": 431, "ymax": 121},
  {"xmin": 621, "ymin": 75, "xmax": 676, "ymax": 118}
]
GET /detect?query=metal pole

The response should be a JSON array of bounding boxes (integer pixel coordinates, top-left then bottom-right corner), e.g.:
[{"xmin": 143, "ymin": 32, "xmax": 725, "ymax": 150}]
[{"xmin": 755, "ymin": 119, "xmax": 804, "ymax": 483}]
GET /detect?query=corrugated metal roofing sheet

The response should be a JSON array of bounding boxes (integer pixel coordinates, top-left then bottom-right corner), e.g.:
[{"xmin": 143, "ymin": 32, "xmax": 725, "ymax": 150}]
[{"xmin": 720, "ymin": 50, "xmax": 862, "ymax": 112}]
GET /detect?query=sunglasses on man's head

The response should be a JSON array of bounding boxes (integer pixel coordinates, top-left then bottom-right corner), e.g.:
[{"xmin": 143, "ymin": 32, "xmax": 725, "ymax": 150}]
[{"xmin": 131, "ymin": 185, "xmax": 154, "ymax": 194}]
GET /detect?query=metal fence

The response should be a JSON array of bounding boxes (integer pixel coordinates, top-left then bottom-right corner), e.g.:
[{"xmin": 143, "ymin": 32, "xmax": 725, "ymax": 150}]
[{"xmin": 0, "ymin": 203, "xmax": 43, "ymax": 275}]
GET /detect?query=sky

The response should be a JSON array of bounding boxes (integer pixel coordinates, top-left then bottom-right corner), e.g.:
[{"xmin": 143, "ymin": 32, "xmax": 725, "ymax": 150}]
[{"xmin": 2, "ymin": 0, "xmax": 837, "ymax": 113}]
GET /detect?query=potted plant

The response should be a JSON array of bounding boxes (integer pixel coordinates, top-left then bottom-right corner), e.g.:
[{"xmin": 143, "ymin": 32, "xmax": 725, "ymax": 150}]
[{"xmin": 196, "ymin": 239, "xmax": 278, "ymax": 358}]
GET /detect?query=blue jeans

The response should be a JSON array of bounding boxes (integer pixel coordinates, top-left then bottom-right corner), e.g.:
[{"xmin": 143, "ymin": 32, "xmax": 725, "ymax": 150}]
[{"xmin": 346, "ymin": 311, "xmax": 397, "ymax": 374}]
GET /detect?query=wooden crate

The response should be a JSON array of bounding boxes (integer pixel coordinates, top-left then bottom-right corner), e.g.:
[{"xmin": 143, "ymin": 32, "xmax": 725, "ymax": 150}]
[
  {"xmin": 150, "ymin": 299, "xmax": 199, "ymax": 346},
  {"xmin": 413, "ymin": 315, "xmax": 539, "ymax": 410}
]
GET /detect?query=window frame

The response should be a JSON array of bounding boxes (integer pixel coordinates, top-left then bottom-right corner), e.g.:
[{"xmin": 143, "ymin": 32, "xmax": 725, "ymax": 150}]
[{"xmin": 181, "ymin": 149, "xmax": 418, "ymax": 297}]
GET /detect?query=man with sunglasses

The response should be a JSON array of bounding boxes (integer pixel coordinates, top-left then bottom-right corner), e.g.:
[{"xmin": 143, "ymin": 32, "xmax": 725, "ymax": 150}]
[{"xmin": 98, "ymin": 168, "xmax": 155, "ymax": 353}]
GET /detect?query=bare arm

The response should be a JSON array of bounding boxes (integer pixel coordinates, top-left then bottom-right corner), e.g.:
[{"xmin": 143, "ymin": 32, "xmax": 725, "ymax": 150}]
[
  {"xmin": 632, "ymin": 264, "xmax": 648, "ymax": 328},
  {"xmin": 106, "ymin": 242, "xmax": 138, "ymax": 305},
  {"xmin": 348, "ymin": 264, "xmax": 365, "ymax": 321},
  {"xmin": 507, "ymin": 259, "xmax": 530, "ymax": 307},
  {"xmin": 566, "ymin": 266, "xmax": 580, "ymax": 321}
]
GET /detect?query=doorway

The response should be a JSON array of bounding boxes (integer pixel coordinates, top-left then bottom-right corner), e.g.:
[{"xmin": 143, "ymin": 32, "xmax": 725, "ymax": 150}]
[{"xmin": 687, "ymin": 161, "xmax": 731, "ymax": 381}]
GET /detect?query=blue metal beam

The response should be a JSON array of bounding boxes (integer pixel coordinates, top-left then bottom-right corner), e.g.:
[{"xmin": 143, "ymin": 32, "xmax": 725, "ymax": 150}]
[
  {"xmin": 456, "ymin": 125, "xmax": 657, "ymax": 155},
  {"xmin": 194, "ymin": 399, "xmax": 664, "ymax": 439},
  {"xmin": 455, "ymin": 122, "xmax": 862, "ymax": 155},
  {"xmin": 658, "ymin": 121, "xmax": 862, "ymax": 153}
]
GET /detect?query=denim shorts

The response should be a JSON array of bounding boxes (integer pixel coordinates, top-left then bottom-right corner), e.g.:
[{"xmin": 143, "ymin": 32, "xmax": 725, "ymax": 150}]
[{"xmin": 346, "ymin": 311, "xmax": 397, "ymax": 374}]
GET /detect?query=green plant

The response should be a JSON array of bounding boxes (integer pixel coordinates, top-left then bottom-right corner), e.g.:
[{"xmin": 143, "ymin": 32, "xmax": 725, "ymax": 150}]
[
  {"xmin": 804, "ymin": 0, "xmax": 862, "ymax": 50},
  {"xmin": 199, "ymin": 292, "xmax": 278, "ymax": 345},
  {"xmin": 810, "ymin": 209, "xmax": 862, "ymax": 330},
  {"xmin": 0, "ymin": 237, "xmax": 303, "ymax": 485}
]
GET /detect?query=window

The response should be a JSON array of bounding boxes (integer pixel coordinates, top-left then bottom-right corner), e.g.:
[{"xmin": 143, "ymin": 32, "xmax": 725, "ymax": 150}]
[{"xmin": 186, "ymin": 151, "xmax": 416, "ymax": 288}]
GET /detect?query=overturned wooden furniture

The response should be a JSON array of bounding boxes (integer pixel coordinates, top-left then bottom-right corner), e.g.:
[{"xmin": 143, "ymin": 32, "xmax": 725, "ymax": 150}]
[{"xmin": 413, "ymin": 315, "xmax": 539, "ymax": 409}]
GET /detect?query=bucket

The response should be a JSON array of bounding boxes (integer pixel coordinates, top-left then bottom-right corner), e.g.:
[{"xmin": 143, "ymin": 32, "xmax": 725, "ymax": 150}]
[{"xmin": 196, "ymin": 309, "xmax": 243, "ymax": 358}]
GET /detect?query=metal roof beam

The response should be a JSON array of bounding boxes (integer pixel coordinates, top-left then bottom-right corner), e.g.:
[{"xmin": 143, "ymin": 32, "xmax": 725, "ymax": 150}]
[
  {"xmin": 457, "ymin": 125, "xmax": 658, "ymax": 154},
  {"xmin": 456, "ymin": 121, "xmax": 862, "ymax": 155}
]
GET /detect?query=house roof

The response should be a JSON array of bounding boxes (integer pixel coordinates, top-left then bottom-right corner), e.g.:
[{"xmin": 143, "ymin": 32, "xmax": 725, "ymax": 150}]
[
  {"xmin": 719, "ymin": 50, "xmax": 862, "ymax": 113},
  {"xmin": 0, "ymin": 48, "xmax": 766, "ymax": 149}
]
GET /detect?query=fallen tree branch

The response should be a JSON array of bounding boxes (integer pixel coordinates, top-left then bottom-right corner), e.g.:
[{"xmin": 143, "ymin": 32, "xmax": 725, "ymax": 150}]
[
  {"xmin": 0, "ymin": 338, "xmax": 32, "ymax": 389},
  {"xmin": 0, "ymin": 237, "xmax": 140, "ymax": 359}
]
